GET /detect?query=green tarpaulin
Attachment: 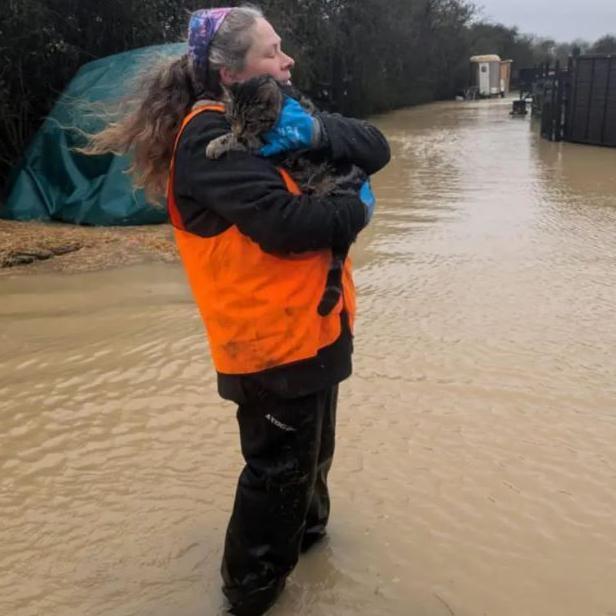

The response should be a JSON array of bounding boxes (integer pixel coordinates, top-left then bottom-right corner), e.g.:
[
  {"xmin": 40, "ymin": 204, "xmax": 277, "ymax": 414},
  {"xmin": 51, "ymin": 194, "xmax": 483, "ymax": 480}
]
[{"xmin": 1, "ymin": 43, "xmax": 185, "ymax": 226}]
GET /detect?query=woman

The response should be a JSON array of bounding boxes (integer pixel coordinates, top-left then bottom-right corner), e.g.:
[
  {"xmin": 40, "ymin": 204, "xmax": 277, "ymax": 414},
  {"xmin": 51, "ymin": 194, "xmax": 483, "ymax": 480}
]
[{"xmin": 85, "ymin": 6, "xmax": 390, "ymax": 615}]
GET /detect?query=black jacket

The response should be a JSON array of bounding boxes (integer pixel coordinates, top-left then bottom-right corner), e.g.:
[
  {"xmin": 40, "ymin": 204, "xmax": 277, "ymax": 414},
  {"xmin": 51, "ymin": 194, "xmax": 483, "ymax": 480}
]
[{"xmin": 173, "ymin": 108, "xmax": 390, "ymax": 402}]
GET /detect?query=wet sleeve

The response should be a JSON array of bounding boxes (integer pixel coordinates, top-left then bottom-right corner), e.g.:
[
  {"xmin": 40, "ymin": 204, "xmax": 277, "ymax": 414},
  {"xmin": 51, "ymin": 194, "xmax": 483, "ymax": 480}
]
[
  {"xmin": 317, "ymin": 112, "xmax": 391, "ymax": 175},
  {"xmin": 175, "ymin": 119, "xmax": 367, "ymax": 255}
]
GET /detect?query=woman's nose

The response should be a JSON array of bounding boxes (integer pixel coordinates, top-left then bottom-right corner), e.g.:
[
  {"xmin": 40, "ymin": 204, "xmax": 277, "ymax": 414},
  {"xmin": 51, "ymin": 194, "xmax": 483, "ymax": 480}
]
[{"xmin": 282, "ymin": 52, "xmax": 295, "ymax": 70}]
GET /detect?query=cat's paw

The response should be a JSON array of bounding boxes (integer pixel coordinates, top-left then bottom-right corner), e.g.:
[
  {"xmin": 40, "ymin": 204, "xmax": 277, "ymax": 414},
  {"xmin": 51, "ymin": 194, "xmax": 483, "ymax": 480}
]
[{"xmin": 206, "ymin": 134, "xmax": 235, "ymax": 160}]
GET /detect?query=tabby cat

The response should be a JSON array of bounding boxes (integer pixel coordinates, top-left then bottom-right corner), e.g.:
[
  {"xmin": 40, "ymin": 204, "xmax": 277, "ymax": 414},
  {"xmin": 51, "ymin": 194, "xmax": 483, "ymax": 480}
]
[{"xmin": 206, "ymin": 75, "xmax": 366, "ymax": 316}]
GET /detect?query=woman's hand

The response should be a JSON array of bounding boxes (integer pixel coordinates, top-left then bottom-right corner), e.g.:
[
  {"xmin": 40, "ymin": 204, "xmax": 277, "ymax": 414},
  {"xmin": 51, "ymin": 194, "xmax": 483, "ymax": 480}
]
[{"xmin": 259, "ymin": 96, "xmax": 322, "ymax": 157}]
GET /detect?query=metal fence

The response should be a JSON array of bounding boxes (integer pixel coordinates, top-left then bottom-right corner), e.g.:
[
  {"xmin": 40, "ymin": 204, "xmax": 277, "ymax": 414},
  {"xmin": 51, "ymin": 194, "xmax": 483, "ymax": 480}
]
[
  {"xmin": 540, "ymin": 63, "xmax": 569, "ymax": 142},
  {"xmin": 566, "ymin": 55, "xmax": 616, "ymax": 147}
]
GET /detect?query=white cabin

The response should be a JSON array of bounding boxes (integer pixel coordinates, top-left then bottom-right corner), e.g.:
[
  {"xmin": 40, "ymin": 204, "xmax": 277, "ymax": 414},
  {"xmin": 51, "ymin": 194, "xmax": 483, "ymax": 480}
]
[{"xmin": 470, "ymin": 55, "xmax": 512, "ymax": 97}]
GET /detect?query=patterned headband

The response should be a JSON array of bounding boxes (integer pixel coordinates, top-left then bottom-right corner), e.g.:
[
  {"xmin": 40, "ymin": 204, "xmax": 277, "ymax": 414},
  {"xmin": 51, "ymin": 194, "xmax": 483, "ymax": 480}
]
[{"xmin": 187, "ymin": 8, "xmax": 233, "ymax": 74}]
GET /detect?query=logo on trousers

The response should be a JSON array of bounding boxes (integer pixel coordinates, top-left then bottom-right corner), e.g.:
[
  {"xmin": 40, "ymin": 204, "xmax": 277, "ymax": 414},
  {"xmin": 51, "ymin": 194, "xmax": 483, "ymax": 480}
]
[{"xmin": 265, "ymin": 414, "xmax": 296, "ymax": 432}]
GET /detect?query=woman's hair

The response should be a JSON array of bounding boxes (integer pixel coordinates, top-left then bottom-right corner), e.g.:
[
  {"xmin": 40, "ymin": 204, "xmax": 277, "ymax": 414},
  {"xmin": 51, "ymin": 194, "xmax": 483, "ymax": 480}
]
[{"xmin": 80, "ymin": 5, "xmax": 263, "ymax": 203}]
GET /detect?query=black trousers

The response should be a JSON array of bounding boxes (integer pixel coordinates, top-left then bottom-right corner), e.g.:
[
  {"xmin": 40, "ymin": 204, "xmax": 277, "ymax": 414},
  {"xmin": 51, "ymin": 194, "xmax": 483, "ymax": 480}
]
[{"xmin": 221, "ymin": 383, "xmax": 338, "ymax": 616}]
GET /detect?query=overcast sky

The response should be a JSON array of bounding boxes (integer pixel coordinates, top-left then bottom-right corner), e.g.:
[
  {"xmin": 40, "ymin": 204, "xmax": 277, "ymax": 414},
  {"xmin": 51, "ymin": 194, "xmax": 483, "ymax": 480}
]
[{"xmin": 475, "ymin": 0, "xmax": 616, "ymax": 42}]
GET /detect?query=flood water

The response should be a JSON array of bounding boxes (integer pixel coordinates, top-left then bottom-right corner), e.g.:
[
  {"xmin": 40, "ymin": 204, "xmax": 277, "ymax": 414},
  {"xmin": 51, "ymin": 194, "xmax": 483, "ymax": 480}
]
[{"xmin": 2, "ymin": 98, "xmax": 616, "ymax": 616}]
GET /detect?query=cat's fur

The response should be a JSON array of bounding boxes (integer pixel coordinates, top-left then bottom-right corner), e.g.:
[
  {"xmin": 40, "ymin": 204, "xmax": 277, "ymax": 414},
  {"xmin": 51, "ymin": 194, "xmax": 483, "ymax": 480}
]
[{"xmin": 206, "ymin": 75, "xmax": 366, "ymax": 316}]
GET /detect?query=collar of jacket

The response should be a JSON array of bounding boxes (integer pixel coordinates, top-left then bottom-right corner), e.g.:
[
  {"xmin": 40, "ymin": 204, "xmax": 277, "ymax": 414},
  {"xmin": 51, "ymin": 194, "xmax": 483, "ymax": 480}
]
[{"xmin": 192, "ymin": 99, "xmax": 225, "ymax": 112}]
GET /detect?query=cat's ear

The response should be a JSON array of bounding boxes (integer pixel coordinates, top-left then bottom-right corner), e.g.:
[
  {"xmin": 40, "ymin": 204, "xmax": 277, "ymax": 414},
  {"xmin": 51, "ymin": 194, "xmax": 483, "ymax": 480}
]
[
  {"xmin": 226, "ymin": 82, "xmax": 242, "ymax": 98},
  {"xmin": 221, "ymin": 86, "xmax": 235, "ymax": 116},
  {"xmin": 254, "ymin": 76, "xmax": 282, "ymax": 105}
]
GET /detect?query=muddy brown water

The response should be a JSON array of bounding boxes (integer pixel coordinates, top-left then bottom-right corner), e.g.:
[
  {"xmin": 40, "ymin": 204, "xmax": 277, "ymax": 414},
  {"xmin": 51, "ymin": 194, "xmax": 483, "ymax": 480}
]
[{"xmin": 2, "ymin": 98, "xmax": 616, "ymax": 616}]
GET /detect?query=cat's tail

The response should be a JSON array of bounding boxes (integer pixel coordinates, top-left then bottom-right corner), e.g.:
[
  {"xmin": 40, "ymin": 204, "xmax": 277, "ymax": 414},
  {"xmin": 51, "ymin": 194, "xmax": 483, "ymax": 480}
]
[{"xmin": 317, "ymin": 255, "xmax": 344, "ymax": 316}]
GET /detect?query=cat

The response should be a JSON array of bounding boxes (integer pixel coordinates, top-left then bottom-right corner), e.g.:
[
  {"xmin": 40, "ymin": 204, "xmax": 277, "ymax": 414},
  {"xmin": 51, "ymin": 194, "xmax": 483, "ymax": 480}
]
[{"xmin": 205, "ymin": 75, "xmax": 366, "ymax": 316}]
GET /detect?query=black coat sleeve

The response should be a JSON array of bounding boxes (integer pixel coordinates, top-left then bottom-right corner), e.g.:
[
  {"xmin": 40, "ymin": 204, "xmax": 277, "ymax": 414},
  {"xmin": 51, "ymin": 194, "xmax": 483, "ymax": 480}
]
[
  {"xmin": 173, "ymin": 111, "xmax": 367, "ymax": 255},
  {"xmin": 318, "ymin": 112, "xmax": 391, "ymax": 175}
]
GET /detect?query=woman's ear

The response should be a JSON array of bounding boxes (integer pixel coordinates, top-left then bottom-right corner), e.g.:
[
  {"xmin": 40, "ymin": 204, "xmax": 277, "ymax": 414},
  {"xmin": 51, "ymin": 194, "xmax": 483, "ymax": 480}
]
[{"xmin": 220, "ymin": 66, "xmax": 238, "ymax": 86}]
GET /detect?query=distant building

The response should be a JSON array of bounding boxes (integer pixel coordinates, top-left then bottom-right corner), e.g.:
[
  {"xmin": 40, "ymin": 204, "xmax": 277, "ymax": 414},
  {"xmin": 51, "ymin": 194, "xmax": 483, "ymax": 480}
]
[{"xmin": 469, "ymin": 55, "xmax": 513, "ymax": 98}]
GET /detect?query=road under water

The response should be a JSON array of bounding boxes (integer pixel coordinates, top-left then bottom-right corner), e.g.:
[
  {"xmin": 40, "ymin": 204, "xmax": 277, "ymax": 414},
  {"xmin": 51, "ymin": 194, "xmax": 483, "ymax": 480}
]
[{"xmin": 2, "ymin": 98, "xmax": 616, "ymax": 616}]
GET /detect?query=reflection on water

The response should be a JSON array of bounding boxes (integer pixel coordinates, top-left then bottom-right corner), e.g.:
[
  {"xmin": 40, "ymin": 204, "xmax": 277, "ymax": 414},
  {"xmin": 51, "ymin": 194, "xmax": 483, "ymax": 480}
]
[{"xmin": 2, "ymin": 98, "xmax": 616, "ymax": 616}]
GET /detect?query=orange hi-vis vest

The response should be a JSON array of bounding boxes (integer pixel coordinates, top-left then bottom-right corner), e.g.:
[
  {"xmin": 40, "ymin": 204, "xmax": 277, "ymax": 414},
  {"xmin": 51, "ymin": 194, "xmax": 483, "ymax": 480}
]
[{"xmin": 167, "ymin": 104, "xmax": 356, "ymax": 375}]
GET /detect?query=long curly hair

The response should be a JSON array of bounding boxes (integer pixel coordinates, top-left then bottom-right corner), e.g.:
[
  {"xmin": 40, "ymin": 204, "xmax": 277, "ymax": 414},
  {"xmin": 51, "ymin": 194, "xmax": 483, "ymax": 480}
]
[{"xmin": 79, "ymin": 6, "xmax": 262, "ymax": 204}]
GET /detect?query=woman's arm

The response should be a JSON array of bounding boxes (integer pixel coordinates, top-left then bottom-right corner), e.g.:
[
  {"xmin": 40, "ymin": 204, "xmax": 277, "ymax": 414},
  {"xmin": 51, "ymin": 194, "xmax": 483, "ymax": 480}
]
[
  {"xmin": 317, "ymin": 112, "xmax": 391, "ymax": 175},
  {"xmin": 173, "ymin": 111, "xmax": 367, "ymax": 255}
]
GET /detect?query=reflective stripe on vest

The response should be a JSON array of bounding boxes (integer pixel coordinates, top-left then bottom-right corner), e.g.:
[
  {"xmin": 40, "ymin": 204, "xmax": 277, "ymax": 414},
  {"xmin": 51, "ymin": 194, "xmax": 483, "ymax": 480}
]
[{"xmin": 167, "ymin": 105, "xmax": 356, "ymax": 375}]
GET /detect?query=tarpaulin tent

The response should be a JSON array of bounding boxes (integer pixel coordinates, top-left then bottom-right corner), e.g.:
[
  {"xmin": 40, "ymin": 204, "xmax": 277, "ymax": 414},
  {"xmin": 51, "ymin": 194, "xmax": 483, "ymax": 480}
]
[{"xmin": 1, "ymin": 43, "xmax": 185, "ymax": 226}]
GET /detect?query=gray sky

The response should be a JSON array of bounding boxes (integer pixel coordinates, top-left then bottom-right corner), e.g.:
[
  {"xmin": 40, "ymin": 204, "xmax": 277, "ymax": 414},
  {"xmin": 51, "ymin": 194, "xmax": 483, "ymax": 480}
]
[{"xmin": 476, "ymin": 0, "xmax": 616, "ymax": 42}]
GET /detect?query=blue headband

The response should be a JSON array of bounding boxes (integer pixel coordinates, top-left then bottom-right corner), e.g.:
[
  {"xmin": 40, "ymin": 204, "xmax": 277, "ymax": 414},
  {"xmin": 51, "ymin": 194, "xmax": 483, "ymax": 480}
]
[{"xmin": 187, "ymin": 8, "xmax": 232, "ymax": 73}]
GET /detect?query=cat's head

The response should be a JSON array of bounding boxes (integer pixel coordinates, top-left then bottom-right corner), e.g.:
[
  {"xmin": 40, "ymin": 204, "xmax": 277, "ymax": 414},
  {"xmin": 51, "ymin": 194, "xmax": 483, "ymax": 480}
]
[{"xmin": 225, "ymin": 75, "xmax": 284, "ymax": 138}]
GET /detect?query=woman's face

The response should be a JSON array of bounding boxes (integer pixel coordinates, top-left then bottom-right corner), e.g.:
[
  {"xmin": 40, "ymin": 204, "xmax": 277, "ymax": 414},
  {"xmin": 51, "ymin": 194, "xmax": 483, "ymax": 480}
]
[{"xmin": 222, "ymin": 18, "xmax": 295, "ymax": 85}]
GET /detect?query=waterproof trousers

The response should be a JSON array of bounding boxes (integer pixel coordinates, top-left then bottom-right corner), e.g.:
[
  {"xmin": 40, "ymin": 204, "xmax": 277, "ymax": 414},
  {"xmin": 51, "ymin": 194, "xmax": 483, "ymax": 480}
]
[{"xmin": 221, "ymin": 384, "xmax": 338, "ymax": 616}]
